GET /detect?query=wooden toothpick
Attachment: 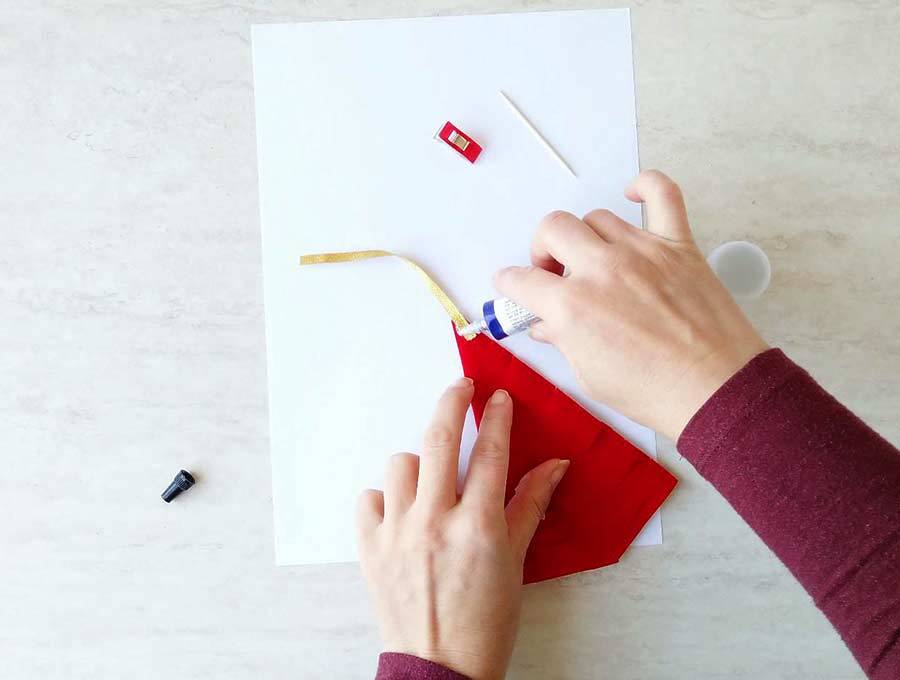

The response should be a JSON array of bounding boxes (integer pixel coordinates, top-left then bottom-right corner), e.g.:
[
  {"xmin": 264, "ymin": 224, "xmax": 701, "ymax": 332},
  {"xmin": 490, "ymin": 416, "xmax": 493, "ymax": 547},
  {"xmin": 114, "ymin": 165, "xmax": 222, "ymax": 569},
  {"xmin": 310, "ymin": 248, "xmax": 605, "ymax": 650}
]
[{"xmin": 498, "ymin": 90, "xmax": 577, "ymax": 178}]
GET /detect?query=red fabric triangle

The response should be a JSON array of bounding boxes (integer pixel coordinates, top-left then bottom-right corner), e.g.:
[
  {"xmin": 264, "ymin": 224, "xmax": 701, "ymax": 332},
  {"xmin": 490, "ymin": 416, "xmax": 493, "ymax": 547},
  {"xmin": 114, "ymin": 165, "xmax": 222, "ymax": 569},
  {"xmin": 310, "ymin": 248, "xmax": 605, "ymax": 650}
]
[{"xmin": 455, "ymin": 330, "xmax": 677, "ymax": 583}]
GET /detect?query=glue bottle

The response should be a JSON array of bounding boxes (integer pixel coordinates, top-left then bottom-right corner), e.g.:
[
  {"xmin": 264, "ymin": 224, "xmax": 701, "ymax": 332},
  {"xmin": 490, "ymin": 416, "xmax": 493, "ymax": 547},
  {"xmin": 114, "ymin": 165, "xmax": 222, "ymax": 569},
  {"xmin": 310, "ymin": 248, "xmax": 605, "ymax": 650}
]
[{"xmin": 457, "ymin": 298, "xmax": 539, "ymax": 340}]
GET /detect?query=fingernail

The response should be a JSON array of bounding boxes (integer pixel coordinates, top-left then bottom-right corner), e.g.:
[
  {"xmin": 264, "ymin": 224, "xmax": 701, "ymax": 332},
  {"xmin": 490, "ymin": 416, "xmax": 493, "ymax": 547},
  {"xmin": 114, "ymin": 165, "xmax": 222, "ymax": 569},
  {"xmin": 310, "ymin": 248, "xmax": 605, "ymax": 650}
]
[
  {"xmin": 454, "ymin": 377, "xmax": 473, "ymax": 389},
  {"xmin": 513, "ymin": 465, "xmax": 534, "ymax": 494},
  {"xmin": 550, "ymin": 460, "xmax": 570, "ymax": 486},
  {"xmin": 490, "ymin": 389, "xmax": 509, "ymax": 404}
]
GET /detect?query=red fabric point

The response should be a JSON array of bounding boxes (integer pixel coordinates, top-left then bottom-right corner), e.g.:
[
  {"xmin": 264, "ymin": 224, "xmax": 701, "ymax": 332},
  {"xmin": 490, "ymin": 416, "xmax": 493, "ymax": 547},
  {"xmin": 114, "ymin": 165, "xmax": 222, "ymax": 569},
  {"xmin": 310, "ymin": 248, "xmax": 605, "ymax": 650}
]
[{"xmin": 455, "ymin": 330, "xmax": 677, "ymax": 583}]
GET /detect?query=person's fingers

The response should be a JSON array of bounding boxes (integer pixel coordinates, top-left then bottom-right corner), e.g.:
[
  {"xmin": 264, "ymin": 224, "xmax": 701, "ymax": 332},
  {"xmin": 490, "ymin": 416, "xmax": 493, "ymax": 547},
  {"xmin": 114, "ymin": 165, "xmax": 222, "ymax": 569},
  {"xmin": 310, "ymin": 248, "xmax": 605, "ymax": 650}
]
[
  {"xmin": 356, "ymin": 488, "xmax": 385, "ymax": 536},
  {"xmin": 624, "ymin": 170, "xmax": 693, "ymax": 242},
  {"xmin": 505, "ymin": 459, "xmax": 570, "ymax": 560},
  {"xmin": 383, "ymin": 452, "xmax": 419, "ymax": 518},
  {"xmin": 530, "ymin": 210, "xmax": 607, "ymax": 274},
  {"xmin": 416, "ymin": 377, "xmax": 473, "ymax": 513},
  {"xmin": 582, "ymin": 209, "xmax": 636, "ymax": 243},
  {"xmin": 493, "ymin": 265, "xmax": 568, "ymax": 324},
  {"xmin": 462, "ymin": 390, "xmax": 512, "ymax": 511},
  {"xmin": 528, "ymin": 321, "xmax": 552, "ymax": 344}
]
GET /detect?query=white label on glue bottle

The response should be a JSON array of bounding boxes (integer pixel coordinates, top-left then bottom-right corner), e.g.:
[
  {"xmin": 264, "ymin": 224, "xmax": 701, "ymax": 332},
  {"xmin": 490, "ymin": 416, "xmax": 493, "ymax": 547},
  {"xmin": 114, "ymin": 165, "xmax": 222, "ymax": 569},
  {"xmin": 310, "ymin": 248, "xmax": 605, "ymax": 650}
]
[{"xmin": 483, "ymin": 297, "xmax": 539, "ymax": 340}]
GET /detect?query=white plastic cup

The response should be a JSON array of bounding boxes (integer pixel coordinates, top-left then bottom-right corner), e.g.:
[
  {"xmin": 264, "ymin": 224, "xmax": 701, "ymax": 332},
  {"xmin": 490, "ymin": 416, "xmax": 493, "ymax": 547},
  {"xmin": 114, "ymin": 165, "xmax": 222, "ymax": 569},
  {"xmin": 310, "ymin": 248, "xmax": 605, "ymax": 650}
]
[{"xmin": 707, "ymin": 241, "xmax": 771, "ymax": 300}]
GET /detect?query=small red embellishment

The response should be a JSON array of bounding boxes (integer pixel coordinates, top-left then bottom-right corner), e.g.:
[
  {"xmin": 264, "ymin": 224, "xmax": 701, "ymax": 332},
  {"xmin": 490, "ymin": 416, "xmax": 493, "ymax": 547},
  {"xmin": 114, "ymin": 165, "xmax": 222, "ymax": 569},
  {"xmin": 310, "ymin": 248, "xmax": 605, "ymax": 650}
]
[{"xmin": 436, "ymin": 121, "xmax": 483, "ymax": 163}]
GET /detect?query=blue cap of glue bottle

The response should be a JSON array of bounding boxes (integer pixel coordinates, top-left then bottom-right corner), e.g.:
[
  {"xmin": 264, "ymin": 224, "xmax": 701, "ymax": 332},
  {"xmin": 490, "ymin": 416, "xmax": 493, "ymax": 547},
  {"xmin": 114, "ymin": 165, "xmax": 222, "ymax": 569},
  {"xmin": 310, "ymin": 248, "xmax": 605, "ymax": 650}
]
[{"xmin": 457, "ymin": 297, "xmax": 539, "ymax": 340}]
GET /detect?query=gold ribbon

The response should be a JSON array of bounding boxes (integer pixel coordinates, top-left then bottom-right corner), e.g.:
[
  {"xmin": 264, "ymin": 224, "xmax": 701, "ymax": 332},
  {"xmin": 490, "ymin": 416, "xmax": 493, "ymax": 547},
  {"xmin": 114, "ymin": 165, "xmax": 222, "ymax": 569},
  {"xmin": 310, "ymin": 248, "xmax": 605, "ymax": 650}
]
[{"xmin": 299, "ymin": 250, "xmax": 476, "ymax": 339}]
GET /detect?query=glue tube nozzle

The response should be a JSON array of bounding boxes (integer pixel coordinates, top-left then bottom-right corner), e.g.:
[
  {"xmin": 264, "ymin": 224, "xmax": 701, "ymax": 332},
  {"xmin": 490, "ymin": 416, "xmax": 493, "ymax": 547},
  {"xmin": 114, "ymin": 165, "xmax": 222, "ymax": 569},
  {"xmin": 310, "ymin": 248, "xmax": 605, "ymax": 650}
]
[
  {"xmin": 459, "ymin": 298, "xmax": 539, "ymax": 341},
  {"xmin": 457, "ymin": 320, "xmax": 487, "ymax": 337}
]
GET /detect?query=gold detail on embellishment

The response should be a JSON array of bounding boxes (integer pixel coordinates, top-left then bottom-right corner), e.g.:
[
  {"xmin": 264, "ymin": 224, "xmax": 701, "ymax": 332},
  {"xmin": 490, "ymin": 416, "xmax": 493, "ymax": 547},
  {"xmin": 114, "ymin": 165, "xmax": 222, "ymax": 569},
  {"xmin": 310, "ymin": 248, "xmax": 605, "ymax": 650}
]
[{"xmin": 448, "ymin": 131, "xmax": 470, "ymax": 151}]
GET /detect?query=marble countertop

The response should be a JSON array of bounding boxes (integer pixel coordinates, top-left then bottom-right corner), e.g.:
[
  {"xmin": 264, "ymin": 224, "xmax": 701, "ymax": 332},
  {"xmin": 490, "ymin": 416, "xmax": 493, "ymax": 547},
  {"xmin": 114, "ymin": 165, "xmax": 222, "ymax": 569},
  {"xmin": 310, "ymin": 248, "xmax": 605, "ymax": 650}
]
[{"xmin": 3, "ymin": 2, "xmax": 898, "ymax": 678}]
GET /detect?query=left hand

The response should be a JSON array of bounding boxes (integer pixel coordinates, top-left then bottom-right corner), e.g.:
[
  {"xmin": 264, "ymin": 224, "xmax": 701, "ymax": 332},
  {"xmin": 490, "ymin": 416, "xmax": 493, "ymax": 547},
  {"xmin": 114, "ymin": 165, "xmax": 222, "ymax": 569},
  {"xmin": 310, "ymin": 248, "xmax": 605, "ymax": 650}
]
[{"xmin": 357, "ymin": 377, "xmax": 569, "ymax": 680}]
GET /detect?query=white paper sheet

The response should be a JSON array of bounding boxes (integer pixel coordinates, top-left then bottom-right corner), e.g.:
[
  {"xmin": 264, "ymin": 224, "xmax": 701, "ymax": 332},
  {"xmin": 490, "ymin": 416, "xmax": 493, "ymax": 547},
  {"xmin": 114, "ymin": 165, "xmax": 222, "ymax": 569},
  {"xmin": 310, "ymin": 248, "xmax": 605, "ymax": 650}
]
[{"xmin": 252, "ymin": 9, "xmax": 664, "ymax": 567}]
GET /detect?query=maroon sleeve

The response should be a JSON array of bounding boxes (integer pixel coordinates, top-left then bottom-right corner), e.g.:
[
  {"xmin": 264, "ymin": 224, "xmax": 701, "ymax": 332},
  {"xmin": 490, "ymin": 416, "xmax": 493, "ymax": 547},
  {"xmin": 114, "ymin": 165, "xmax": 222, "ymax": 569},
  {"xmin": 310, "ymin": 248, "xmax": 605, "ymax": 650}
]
[
  {"xmin": 678, "ymin": 349, "xmax": 900, "ymax": 679},
  {"xmin": 375, "ymin": 653, "xmax": 470, "ymax": 680}
]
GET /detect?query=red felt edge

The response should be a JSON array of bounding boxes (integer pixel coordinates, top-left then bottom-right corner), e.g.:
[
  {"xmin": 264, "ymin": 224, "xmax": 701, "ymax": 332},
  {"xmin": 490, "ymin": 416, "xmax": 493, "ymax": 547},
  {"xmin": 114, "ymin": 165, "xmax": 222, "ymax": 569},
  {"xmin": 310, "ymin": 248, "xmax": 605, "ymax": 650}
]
[{"xmin": 453, "ymin": 327, "xmax": 677, "ymax": 583}]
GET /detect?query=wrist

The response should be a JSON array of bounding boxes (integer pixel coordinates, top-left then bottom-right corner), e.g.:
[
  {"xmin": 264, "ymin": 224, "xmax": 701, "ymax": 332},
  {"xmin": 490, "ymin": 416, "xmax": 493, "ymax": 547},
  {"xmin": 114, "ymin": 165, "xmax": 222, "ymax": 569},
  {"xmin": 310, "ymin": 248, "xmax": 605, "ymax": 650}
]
[
  {"xmin": 664, "ymin": 339, "xmax": 768, "ymax": 440},
  {"xmin": 377, "ymin": 652, "xmax": 474, "ymax": 680},
  {"xmin": 382, "ymin": 644, "xmax": 503, "ymax": 680}
]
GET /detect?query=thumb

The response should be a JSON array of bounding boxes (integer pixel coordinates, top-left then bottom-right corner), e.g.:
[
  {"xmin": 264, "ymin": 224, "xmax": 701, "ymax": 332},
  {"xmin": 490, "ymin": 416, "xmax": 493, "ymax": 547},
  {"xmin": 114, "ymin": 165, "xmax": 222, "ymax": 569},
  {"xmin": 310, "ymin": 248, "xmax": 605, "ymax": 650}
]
[{"xmin": 505, "ymin": 459, "xmax": 570, "ymax": 559}]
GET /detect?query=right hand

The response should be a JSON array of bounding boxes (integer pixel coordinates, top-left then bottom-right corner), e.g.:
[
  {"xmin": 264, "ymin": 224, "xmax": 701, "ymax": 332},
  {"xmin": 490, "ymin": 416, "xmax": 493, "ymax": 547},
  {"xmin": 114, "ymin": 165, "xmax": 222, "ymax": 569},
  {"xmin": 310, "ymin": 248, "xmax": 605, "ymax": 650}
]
[{"xmin": 494, "ymin": 170, "xmax": 768, "ymax": 441}]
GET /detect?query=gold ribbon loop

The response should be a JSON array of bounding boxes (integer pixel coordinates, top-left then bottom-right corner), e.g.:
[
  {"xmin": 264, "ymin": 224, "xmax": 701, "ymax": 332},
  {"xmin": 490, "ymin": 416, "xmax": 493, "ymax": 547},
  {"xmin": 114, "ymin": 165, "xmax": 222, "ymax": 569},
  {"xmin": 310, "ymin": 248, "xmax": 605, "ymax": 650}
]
[{"xmin": 299, "ymin": 250, "xmax": 475, "ymax": 338}]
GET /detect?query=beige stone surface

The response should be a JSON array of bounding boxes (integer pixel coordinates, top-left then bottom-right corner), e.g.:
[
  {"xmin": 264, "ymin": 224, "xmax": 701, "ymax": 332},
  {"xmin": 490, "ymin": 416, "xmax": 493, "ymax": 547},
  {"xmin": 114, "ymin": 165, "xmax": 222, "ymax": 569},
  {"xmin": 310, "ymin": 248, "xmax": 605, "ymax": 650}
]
[{"xmin": 2, "ymin": 2, "xmax": 897, "ymax": 678}]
